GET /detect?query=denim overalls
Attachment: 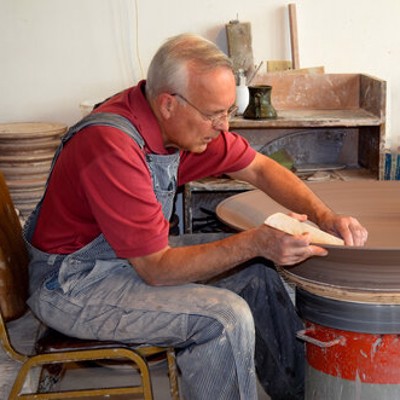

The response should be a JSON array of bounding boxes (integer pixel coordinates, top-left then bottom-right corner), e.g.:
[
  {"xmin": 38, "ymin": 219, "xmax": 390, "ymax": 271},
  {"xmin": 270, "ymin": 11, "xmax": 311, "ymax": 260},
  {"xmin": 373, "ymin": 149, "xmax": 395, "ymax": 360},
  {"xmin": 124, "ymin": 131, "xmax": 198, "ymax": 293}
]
[
  {"xmin": 23, "ymin": 113, "xmax": 304, "ymax": 400},
  {"xmin": 24, "ymin": 112, "xmax": 178, "ymax": 296}
]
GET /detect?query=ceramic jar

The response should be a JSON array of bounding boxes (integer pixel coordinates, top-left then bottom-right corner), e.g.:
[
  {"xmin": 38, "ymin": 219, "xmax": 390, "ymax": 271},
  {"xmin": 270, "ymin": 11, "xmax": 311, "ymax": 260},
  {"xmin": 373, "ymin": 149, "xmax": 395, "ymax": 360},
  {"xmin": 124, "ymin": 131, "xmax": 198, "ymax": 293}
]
[{"xmin": 243, "ymin": 85, "xmax": 277, "ymax": 119}]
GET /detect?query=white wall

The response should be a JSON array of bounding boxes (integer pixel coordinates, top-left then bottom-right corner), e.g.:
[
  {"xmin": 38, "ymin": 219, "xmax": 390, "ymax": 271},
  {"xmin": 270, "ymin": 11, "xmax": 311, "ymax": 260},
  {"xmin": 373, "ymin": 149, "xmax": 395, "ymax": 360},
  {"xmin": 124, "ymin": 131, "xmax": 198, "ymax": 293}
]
[{"xmin": 1, "ymin": 0, "xmax": 399, "ymax": 147}]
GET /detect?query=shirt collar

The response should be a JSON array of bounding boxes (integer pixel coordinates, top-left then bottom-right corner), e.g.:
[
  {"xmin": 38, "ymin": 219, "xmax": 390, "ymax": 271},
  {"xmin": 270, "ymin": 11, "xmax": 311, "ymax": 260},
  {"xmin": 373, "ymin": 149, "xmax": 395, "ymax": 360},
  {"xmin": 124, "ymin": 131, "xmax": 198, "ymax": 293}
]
[{"xmin": 128, "ymin": 80, "xmax": 173, "ymax": 155}]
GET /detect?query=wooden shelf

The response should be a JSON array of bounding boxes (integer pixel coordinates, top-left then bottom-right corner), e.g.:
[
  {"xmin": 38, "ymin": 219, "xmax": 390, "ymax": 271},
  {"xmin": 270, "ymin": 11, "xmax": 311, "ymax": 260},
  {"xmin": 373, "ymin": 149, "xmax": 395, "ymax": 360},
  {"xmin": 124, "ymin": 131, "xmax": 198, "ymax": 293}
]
[
  {"xmin": 186, "ymin": 177, "xmax": 254, "ymax": 192},
  {"xmin": 230, "ymin": 109, "xmax": 382, "ymax": 129},
  {"xmin": 186, "ymin": 167, "xmax": 375, "ymax": 193}
]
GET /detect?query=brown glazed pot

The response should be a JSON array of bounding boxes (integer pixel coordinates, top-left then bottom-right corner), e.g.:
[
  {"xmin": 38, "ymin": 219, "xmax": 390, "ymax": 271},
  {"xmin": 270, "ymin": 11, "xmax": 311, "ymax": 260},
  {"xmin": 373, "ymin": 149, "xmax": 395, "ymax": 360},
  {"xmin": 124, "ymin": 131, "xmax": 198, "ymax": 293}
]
[{"xmin": 243, "ymin": 85, "xmax": 277, "ymax": 119}]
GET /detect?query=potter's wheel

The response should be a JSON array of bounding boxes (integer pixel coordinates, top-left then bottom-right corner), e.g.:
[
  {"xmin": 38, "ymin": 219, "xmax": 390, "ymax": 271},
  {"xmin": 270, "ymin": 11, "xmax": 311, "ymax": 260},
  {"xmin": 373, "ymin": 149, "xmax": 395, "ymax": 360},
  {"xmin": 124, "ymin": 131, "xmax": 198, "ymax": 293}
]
[{"xmin": 216, "ymin": 180, "xmax": 400, "ymax": 303}]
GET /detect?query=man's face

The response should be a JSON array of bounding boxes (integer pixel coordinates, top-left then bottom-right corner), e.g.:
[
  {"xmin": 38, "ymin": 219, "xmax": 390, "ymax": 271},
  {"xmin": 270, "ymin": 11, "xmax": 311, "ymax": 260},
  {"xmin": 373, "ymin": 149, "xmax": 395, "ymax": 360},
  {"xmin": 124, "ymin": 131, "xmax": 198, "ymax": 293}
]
[{"xmin": 162, "ymin": 67, "xmax": 236, "ymax": 153}]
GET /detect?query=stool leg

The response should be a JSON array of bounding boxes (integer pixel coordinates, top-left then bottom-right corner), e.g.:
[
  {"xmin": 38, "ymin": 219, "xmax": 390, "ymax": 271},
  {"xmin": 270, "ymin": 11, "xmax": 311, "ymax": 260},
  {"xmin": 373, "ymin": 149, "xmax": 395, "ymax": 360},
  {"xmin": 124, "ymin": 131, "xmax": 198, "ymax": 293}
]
[{"xmin": 166, "ymin": 348, "xmax": 180, "ymax": 400}]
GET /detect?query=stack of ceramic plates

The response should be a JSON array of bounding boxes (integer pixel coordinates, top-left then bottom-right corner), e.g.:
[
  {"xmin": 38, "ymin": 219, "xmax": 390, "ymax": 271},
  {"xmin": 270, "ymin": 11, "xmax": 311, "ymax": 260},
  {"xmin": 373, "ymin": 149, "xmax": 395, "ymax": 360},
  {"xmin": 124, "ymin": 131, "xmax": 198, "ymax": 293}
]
[{"xmin": 0, "ymin": 122, "xmax": 67, "ymax": 220}]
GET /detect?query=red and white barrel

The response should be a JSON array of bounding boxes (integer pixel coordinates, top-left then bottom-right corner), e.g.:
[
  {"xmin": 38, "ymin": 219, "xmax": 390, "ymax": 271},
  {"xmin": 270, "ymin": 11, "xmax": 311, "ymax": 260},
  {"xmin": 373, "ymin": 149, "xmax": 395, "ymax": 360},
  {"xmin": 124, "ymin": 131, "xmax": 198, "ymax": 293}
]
[{"xmin": 296, "ymin": 288, "xmax": 400, "ymax": 400}]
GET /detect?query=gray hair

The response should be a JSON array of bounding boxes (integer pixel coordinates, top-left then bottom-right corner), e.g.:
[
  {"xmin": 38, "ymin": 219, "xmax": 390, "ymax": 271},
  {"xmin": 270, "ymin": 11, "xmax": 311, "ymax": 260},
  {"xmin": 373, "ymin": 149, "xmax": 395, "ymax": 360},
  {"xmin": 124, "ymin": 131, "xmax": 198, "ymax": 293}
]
[{"xmin": 146, "ymin": 33, "xmax": 233, "ymax": 99}]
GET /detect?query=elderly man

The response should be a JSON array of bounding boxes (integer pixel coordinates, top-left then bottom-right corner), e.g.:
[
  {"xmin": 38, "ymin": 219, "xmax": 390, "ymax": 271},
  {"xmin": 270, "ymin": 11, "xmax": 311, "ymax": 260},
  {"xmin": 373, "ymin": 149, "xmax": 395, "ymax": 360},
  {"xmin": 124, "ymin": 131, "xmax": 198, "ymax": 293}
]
[{"xmin": 24, "ymin": 33, "xmax": 367, "ymax": 400}]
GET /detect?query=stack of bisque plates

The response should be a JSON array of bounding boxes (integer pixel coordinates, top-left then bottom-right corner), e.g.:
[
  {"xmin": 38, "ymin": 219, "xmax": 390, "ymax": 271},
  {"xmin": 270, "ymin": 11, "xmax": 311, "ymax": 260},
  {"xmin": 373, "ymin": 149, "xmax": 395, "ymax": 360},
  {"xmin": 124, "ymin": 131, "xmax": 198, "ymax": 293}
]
[{"xmin": 0, "ymin": 122, "xmax": 67, "ymax": 221}]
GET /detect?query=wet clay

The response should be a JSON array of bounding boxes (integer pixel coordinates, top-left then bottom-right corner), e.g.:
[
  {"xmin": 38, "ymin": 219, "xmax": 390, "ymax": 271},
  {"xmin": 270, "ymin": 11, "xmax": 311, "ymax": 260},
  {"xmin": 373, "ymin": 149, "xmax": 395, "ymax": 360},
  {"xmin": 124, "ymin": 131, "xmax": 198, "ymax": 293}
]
[{"xmin": 216, "ymin": 181, "xmax": 400, "ymax": 302}]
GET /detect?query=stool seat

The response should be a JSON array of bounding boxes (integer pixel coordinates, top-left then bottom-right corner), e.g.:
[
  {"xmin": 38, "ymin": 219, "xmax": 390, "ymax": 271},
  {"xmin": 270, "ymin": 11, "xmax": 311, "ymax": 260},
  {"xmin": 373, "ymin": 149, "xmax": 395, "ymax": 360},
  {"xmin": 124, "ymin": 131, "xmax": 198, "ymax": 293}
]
[{"xmin": 37, "ymin": 328, "xmax": 144, "ymax": 352}]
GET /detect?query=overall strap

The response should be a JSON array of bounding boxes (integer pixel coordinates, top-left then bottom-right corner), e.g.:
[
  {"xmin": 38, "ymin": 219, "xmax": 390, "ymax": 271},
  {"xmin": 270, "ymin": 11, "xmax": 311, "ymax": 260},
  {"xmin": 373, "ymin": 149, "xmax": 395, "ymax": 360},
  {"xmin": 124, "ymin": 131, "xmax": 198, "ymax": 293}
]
[
  {"xmin": 50, "ymin": 113, "xmax": 145, "ymax": 172},
  {"xmin": 24, "ymin": 113, "xmax": 146, "ymax": 240},
  {"xmin": 62, "ymin": 113, "xmax": 145, "ymax": 148}
]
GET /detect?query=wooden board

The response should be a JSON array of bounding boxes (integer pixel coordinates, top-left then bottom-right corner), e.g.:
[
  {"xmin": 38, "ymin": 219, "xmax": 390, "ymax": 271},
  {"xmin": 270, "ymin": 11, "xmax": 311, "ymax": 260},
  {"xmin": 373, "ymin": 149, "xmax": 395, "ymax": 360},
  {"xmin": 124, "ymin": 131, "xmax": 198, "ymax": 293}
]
[
  {"xmin": 0, "ymin": 173, "xmax": 29, "ymax": 321},
  {"xmin": 0, "ymin": 122, "xmax": 64, "ymax": 218},
  {"xmin": 225, "ymin": 20, "xmax": 255, "ymax": 76},
  {"xmin": 0, "ymin": 122, "xmax": 66, "ymax": 140},
  {"xmin": 288, "ymin": 3, "xmax": 300, "ymax": 69}
]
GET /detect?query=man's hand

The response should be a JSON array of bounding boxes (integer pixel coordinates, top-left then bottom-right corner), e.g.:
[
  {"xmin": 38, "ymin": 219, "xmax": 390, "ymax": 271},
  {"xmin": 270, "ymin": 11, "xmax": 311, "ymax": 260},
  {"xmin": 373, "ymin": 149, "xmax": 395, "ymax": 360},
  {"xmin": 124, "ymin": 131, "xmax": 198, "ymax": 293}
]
[
  {"xmin": 254, "ymin": 224, "xmax": 328, "ymax": 266},
  {"xmin": 318, "ymin": 214, "xmax": 368, "ymax": 247}
]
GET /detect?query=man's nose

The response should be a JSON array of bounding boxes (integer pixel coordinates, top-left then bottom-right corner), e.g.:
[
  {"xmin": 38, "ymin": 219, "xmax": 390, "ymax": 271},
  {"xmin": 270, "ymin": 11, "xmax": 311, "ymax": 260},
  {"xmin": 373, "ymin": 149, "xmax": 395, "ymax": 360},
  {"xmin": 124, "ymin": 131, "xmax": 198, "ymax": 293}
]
[{"xmin": 212, "ymin": 115, "xmax": 230, "ymax": 131}]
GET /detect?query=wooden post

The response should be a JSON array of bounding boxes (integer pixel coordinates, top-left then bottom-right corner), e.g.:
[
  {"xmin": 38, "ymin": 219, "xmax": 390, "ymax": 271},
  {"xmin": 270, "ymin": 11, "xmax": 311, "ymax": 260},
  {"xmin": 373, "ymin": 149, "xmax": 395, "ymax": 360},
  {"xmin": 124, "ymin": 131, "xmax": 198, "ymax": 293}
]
[
  {"xmin": 288, "ymin": 4, "xmax": 300, "ymax": 70},
  {"xmin": 225, "ymin": 20, "xmax": 255, "ymax": 77}
]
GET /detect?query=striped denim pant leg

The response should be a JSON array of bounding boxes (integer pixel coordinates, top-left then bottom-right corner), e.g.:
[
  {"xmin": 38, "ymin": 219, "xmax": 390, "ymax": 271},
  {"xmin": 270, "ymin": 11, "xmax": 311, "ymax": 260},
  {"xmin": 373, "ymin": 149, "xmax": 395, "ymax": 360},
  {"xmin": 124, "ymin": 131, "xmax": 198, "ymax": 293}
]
[
  {"xmin": 28, "ymin": 261, "xmax": 258, "ymax": 400},
  {"xmin": 177, "ymin": 290, "xmax": 257, "ymax": 400},
  {"xmin": 212, "ymin": 260, "xmax": 305, "ymax": 400}
]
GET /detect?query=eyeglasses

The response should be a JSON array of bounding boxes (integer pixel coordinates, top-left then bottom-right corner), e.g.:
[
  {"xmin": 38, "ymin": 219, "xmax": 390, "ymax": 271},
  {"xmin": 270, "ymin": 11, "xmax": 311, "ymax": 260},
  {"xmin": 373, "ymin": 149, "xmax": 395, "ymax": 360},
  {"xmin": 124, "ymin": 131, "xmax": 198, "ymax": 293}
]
[{"xmin": 171, "ymin": 93, "xmax": 238, "ymax": 127}]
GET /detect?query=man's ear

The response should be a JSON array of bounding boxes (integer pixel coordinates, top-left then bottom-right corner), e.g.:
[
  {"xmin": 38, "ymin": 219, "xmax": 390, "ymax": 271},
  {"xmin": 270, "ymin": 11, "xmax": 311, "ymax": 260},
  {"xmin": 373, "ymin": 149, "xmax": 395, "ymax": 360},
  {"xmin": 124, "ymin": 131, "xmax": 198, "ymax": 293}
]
[{"xmin": 158, "ymin": 93, "xmax": 175, "ymax": 119}]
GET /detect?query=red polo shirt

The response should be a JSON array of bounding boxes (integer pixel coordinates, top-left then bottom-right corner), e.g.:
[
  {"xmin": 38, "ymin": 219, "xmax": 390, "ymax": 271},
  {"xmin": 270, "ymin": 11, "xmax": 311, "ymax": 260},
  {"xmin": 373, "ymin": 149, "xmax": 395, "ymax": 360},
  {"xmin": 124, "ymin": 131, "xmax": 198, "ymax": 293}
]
[{"xmin": 31, "ymin": 81, "xmax": 256, "ymax": 258}]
